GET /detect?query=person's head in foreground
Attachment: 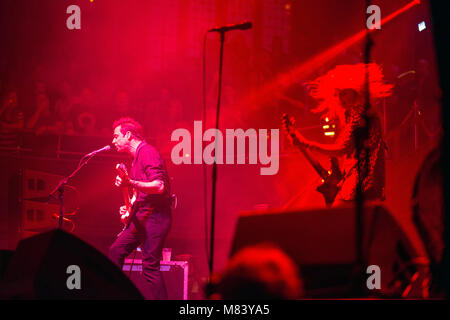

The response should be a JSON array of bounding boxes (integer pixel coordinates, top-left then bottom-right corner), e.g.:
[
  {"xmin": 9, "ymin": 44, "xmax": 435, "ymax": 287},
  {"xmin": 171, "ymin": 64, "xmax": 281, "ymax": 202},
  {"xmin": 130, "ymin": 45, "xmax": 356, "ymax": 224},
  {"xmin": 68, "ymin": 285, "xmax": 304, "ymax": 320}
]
[{"xmin": 208, "ymin": 244, "xmax": 303, "ymax": 300}]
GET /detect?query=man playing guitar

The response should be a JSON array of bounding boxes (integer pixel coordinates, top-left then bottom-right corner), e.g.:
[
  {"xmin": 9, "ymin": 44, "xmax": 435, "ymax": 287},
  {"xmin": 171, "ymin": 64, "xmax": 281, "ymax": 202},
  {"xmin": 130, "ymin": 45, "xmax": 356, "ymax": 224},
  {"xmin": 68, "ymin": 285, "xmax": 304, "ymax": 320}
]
[
  {"xmin": 108, "ymin": 117, "xmax": 172, "ymax": 300},
  {"xmin": 283, "ymin": 64, "xmax": 392, "ymax": 205}
]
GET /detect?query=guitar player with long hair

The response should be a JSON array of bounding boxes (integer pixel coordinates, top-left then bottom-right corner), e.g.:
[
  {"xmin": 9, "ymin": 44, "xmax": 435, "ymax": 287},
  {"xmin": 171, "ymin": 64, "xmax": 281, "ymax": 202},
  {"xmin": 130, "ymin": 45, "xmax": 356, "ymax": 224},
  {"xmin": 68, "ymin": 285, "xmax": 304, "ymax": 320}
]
[
  {"xmin": 108, "ymin": 117, "xmax": 172, "ymax": 300},
  {"xmin": 282, "ymin": 63, "xmax": 393, "ymax": 206}
]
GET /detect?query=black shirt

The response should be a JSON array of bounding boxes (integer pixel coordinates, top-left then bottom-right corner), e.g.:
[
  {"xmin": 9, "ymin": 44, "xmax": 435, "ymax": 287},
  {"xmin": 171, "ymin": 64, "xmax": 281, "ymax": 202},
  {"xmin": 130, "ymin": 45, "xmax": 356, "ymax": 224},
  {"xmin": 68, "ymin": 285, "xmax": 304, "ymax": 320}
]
[{"xmin": 130, "ymin": 141, "xmax": 171, "ymax": 213}]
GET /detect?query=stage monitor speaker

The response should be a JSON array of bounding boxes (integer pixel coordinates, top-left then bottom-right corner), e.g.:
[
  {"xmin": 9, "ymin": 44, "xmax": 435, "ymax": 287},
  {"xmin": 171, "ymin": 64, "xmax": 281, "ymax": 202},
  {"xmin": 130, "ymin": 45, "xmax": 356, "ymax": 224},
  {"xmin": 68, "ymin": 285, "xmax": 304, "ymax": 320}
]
[
  {"xmin": 0, "ymin": 229, "xmax": 143, "ymax": 299},
  {"xmin": 230, "ymin": 204, "xmax": 422, "ymax": 298}
]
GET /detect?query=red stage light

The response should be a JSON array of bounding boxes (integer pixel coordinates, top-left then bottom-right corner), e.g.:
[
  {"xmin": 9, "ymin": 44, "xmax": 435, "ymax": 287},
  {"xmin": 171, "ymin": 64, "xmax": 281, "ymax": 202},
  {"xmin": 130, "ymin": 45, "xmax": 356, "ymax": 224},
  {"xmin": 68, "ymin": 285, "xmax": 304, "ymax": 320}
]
[{"xmin": 243, "ymin": 0, "xmax": 422, "ymax": 106}]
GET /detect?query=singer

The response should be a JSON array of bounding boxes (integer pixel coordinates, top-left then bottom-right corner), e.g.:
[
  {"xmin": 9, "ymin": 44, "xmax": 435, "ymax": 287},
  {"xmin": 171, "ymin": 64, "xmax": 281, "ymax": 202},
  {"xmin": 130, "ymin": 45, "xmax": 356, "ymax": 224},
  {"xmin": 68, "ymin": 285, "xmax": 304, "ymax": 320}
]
[{"xmin": 108, "ymin": 117, "xmax": 172, "ymax": 300}]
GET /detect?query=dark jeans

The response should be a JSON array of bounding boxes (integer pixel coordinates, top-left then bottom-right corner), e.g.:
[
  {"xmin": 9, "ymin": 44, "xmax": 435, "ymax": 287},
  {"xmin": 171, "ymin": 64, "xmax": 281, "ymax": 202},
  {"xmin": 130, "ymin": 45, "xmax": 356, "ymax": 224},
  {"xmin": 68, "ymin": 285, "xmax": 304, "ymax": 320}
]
[{"xmin": 109, "ymin": 209, "xmax": 171, "ymax": 300}]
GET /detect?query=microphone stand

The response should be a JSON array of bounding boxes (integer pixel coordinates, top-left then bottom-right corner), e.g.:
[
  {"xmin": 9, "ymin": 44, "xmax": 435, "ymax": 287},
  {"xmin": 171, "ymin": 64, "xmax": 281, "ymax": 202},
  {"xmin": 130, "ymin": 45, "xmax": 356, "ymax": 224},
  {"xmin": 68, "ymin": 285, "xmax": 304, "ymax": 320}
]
[
  {"xmin": 209, "ymin": 30, "xmax": 225, "ymax": 276},
  {"xmin": 49, "ymin": 153, "xmax": 95, "ymax": 229},
  {"xmin": 352, "ymin": 0, "xmax": 374, "ymax": 297}
]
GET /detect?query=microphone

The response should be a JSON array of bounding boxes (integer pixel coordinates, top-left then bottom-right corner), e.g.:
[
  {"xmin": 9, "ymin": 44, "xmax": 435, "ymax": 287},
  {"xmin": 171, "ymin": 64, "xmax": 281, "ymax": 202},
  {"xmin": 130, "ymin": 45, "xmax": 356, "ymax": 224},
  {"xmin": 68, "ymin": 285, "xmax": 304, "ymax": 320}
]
[
  {"xmin": 208, "ymin": 21, "xmax": 252, "ymax": 33},
  {"xmin": 85, "ymin": 145, "xmax": 111, "ymax": 157}
]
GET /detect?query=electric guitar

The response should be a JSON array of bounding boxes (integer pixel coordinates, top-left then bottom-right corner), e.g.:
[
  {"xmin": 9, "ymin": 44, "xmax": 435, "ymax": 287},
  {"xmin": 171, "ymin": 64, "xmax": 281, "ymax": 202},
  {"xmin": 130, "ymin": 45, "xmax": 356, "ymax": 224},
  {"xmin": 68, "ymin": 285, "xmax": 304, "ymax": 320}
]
[
  {"xmin": 115, "ymin": 163, "xmax": 137, "ymax": 236},
  {"xmin": 282, "ymin": 113, "xmax": 344, "ymax": 206}
]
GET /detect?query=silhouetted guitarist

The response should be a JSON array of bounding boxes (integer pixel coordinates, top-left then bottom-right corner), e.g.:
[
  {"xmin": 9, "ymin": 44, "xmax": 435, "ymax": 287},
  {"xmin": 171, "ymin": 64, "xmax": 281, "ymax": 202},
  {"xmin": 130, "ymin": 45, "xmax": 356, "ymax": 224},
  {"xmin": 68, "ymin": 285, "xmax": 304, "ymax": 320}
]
[{"xmin": 283, "ymin": 64, "xmax": 392, "ymax": 205}]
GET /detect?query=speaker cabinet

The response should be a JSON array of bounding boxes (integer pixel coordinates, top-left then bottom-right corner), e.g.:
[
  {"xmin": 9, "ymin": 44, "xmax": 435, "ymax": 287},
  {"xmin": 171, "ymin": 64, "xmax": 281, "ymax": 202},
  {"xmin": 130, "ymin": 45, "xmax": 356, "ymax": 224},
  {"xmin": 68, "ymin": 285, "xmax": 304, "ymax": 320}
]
[{"xmin": 123, "ymin": 256, "xmax": 189, "ymax": 300}]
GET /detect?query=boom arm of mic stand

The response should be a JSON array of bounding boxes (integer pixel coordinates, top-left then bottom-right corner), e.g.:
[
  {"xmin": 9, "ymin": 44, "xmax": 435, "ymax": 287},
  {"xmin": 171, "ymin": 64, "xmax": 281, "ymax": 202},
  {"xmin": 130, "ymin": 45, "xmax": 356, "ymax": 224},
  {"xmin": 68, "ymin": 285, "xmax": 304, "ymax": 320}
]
[{"xmin": 49, "ymin": 154, "xmax": 95, "ymax": 229}]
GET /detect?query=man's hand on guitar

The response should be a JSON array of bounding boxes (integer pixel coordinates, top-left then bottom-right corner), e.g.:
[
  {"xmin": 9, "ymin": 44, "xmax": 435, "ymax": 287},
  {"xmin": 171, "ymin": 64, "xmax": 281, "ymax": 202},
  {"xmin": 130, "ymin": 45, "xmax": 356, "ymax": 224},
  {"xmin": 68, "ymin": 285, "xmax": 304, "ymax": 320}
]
[
  {"xmin": 281, "ymin": 113, "xmax": 307, "ymax": 146},
  {"xmin": 115, "ymin": 175, "xmax": 132, "ymax": 188}
]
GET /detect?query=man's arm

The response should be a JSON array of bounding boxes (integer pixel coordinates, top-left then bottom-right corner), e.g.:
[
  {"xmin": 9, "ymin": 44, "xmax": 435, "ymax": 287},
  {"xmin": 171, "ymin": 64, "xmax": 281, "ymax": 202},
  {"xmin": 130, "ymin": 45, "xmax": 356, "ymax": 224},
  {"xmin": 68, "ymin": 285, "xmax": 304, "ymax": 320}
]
[
  {"xmin": 292, "ymin": 130, "xmax": 349, "ymax": 156},
  {"xmin": 129, "ymin": 179, "xmax": 164, "ymax": 195},
  {"xmin": 115, "ymin": 175, "xmax": 164, "ymax": 194}
]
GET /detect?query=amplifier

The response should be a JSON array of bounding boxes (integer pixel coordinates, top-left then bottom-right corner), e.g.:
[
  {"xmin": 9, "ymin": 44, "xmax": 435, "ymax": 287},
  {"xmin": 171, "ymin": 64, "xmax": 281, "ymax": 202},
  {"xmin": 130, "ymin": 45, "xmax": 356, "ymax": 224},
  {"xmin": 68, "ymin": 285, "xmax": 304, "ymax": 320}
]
[{"xmin": 123, "ymin": 259, "xmax": 189, "ymax": 300}]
